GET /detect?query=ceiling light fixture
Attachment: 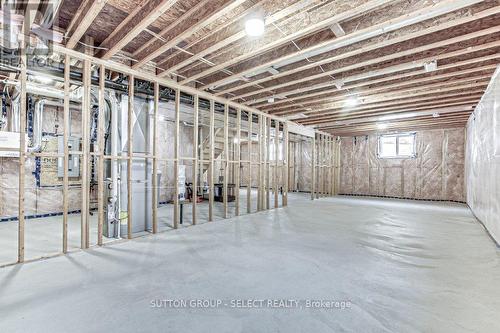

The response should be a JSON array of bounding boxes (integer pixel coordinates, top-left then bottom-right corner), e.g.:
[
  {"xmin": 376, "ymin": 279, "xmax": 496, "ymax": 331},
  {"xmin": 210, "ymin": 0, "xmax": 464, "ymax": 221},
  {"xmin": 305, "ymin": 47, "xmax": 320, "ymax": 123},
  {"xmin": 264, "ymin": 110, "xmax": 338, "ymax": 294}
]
[{"xmin": 245, "ymin": 17, "xmax": 265, "ymax": 37}]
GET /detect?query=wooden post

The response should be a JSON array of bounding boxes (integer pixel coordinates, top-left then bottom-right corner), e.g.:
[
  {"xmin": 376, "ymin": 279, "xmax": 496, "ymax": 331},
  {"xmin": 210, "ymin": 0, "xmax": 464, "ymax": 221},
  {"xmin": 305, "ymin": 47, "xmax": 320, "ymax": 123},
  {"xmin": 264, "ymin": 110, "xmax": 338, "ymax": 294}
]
[
  {"xmin": 266, "ymin": 117, "xmax": 271, "ymax": 209},
  {"xmin": 152, "ymin": 82, "xmax": 159, "ymax": 233},
  {"xmin": 82, "ymin": 56, "xmax": 91, "ymax": 248},
  {"xmin": 235, "ymin": 108, "xmax": 241, "ymax": 216},
  {"xmin": 257, "ymin": 115, "xmax": 262, "ymax": 211},
  {"xmin": 274, "ymin": 121, "xmax": 279, "ymax": 209},
  {"xmin": 192, "ymin": 95, "xmax": 199, "ymax": 224},
  {"xmin": 311, "ymin": 134, "xmax": 316, "ymax": 200},
  {"xmin": 283, "ymin": 122, "xmax": 289, "ymax": 206},
  {"xmin": 208, "ymin": 100, "xmax": 214, "ymax": 222},
  {"xmin": 127, "ymin": 75, "xmax": 134, "ymax": 239},
  {"xmin": 223, "ymin": 104, "xmax": 229, "ymax": 219},
  {"xmin": 97, "ymin": 64, "xmax": 105, "ymax": 246},
  {"xmin": 173, "ymin": 89, "xmax": 180, "ymax": 229},
  {"xmin": 17, "ymin": 37, "xmax": 27, "ymax": 263},
  {"xmin": 62, "ymin": 54, "xmax": 70, "ymax": 253},
  {"xmin": 247, "ymin": 111, "xmax": 252, "ymax": 214}
]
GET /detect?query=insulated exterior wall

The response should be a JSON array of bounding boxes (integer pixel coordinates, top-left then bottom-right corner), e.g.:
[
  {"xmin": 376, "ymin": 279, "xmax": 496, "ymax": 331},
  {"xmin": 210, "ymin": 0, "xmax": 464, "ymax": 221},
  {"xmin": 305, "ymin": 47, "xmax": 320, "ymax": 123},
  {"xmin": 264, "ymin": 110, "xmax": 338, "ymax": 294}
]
[
  {"xmin": 340, "ymin": 128, "xmax": 466, "ymax": 201},
  {"xmin": 466, "ymin": 66, "xmax": 500, "ymax": 244}
]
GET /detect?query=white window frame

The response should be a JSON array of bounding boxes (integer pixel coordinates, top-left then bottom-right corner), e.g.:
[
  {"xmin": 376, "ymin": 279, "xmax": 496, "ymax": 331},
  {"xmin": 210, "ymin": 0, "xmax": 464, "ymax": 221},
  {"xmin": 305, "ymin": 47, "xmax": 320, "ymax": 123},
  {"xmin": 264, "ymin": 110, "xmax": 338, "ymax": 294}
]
[{"xmin": 377, "ymin": 132, "xmax": 417, "ymax": 159}]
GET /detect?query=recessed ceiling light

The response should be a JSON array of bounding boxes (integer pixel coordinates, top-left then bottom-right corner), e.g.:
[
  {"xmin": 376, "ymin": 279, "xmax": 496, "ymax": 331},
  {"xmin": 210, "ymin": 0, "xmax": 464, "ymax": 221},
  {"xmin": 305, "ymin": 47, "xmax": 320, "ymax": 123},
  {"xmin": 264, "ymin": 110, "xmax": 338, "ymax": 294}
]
[
  {"xmin": 345, "ymin": 97, "xmax": 358, "ymax": 107},
  {"xmin": 245, "ymin": 17, "xmax": 265, "ymax": 37}
]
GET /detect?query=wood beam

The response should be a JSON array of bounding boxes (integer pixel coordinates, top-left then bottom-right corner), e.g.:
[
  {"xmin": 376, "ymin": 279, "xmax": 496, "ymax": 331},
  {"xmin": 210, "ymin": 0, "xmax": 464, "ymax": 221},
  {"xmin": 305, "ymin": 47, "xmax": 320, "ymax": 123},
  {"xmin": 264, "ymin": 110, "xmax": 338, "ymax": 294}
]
[
  {"xmin": 100, "ymin": 0, "xmax": 179, "ymax": 60},
  {"xmin": 132, "ymin": 0, "xmax": 211, "ymax": 58},
  {"xmin": 180, "ymin": 0, "xmax": 397, "ymax": 84},
  {"xmin": 242, "ymin": 28, "xmax": 500, "ymax": 104},
  {"xmin": 261, "ymin": 53, "xmax": 500, "ymax": 111},
  {"xmin": 132, "ymin": 0, "xmax": 246, "ymax": 69},
  {"xmin": 66, "ymin": 0, "xmax": 108, "ymax": 49},
  {"xmin": 214, "ymin": 1, "xmax": 496, "ymax": 95},
  {"xmin": 157, "ymin": 0, "xmax": 320, "ymax": 77}
]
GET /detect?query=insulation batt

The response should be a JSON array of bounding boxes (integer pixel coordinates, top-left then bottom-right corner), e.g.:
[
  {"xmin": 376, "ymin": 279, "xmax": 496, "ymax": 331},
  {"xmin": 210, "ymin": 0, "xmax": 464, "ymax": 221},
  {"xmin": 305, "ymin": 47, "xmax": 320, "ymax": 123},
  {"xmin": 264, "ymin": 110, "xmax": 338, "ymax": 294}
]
[
  {"xmin": 340, "ymin": 128, "xmax": 465, "ymax": 202},
  {"xmin": 466, "ymin": 65, "xmax": 500, "ymax": 244}
]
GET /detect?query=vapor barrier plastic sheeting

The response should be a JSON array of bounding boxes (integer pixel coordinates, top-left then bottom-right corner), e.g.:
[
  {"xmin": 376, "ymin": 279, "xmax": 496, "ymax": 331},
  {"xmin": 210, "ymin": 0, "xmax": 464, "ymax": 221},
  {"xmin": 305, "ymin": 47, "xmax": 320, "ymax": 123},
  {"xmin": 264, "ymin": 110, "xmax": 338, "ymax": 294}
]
[
  {"xmin": 466, "ymin": 66, "xmax": 500, "ymax": 244},
  {"xmin": 340, "ymin": 128, "xmax": 465, "ymax": 202}
]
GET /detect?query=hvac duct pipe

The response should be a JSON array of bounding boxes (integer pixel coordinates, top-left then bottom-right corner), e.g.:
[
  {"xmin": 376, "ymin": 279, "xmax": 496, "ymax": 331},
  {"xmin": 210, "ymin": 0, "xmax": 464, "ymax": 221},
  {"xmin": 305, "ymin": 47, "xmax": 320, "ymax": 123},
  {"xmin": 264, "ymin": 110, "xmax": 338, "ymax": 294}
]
[{"xmin": 27, "ymin": 99, "xmax": 45, "ymax": 152}]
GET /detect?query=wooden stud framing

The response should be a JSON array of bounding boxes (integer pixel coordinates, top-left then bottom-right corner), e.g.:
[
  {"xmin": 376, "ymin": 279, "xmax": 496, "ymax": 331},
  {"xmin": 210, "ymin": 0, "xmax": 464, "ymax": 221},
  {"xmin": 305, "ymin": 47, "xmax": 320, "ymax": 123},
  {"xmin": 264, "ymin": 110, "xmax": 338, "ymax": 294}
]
[
  {"xmin": 152, "ymin": 82, "xmax": 159, "ymax": 233},
  {"xmin": 274, "ymin": 121, "xmax": 279, "ymax": 209},
  {"xmin": 97, "ymin": 64, "xmax": 105, "ymax": 246},
  {"xmin": 81, "ymin": 55, "xmax": 91, "ymax": 248},
  {"xmin": 266, "ymin": 117, "xmax": 271, "ymax": 209},
  {"xmin": 192, "ymin": 95, "xmax": 199, "ymax": 225},
  {"xmin": 208, "ymin": 100, "xmax": 215, "ymax": 222},
  {"xmin": 283, "ymin": 123, "xmax": 289, "ymax": 206},
  {"xmin": 247, "ymin": 111, "xmax": 252, "ymax": 214},
  {"xmin": 223, "ymin": 104, "xmax": 229, "ymax": 219},
  {"xmin": 235, "ymin": 108, "xmax": 241, "ymax": 216},
  {"xmin": 173, "ymin": 89, "xmax": 180, "ymax": 228},
  {"xmin": 127, "ymin": 75, "xmax": 134, "ymax": 239},
  {"xmin": 257, "ymin": 115, "xmax": 265, "ymax": 211},
  {"xmin": 311, "ymin": 134, "xmax": 316, "ymax": 200},
  {"xmin": 17, "ymin": 37, "xmax": 27, "ymax": 263},
  {"xmin": 62, "ymin": 54, "xmax": 70, "ymax": 253}
]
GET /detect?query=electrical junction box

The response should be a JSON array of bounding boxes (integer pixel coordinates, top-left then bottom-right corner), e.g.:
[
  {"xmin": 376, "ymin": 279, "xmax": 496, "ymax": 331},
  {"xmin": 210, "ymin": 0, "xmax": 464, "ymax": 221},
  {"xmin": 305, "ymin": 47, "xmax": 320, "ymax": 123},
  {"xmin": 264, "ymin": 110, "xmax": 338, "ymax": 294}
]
[{"xmin": 57, "ymin": 135, "xmax": 81, "ymax": 177}]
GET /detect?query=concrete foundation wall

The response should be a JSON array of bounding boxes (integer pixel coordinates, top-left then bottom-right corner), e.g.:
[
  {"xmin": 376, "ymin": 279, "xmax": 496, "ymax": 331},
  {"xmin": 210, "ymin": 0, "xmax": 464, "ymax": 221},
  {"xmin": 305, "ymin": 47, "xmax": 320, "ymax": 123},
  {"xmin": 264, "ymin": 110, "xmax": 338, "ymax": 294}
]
[{"xmin": 340, "ymin": 128, "xmax": 466, "ymax": 202}]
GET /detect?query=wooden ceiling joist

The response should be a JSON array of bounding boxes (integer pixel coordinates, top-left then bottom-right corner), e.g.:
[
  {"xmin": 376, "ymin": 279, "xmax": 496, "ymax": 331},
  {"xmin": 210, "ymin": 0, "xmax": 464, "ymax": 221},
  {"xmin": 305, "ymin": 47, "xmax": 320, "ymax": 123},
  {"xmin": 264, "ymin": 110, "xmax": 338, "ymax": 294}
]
[
  {"xmin": 157, "ymin": 0, "xmax": 319, "ymax": 78},
  {"xmin": 178, "ymin": 0, "xmax": 397, "ymax": 84},
  {"xmin": 131, "ymin": 0, "xmax": 213, "ymax": 59},
  {"xmin": 132, "ymin": 0, "xmax": 247, "ymax": 70},
  {"xmin": 241, "ymin": 26, "xmax": 500, "ymax": 105},
  {"xmin": 65, "ymin": 0, "xmax": 108, "ymax": 49},
  {"xmin": 212, "ymin": 0, "xmax": 494, "ymax": 95},
  {"xmin": 99, "ymin": 0, "xmax": 179, "ymax": 60},
  {"xmin": 260, "ymin": 53, "xmax": 500, "ymax": 112}
]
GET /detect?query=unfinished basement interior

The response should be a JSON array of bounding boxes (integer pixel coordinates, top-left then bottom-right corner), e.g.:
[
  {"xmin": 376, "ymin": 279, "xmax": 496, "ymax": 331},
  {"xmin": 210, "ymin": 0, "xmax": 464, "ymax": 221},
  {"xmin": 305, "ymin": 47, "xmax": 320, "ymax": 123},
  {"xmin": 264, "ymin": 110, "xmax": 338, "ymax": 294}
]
[{"xmin": 0, "ymin": 0, "xmax": 499, "ymax": 332}]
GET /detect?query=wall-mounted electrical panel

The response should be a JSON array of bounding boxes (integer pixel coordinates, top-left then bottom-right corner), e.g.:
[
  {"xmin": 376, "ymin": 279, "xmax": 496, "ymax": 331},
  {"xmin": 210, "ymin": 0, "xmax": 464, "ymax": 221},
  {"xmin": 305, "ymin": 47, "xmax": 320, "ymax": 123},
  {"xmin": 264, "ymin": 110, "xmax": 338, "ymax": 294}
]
[{"xmin": 57, "ymin": 136, "xmax": 81, "ymax": 177}]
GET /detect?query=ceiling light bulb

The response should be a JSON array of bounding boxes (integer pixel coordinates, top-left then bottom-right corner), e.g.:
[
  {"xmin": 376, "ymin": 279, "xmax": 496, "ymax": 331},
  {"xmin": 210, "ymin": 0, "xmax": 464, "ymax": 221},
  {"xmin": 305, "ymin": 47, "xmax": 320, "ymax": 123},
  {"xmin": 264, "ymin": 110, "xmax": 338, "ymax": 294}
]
[
  {"xmin": 432, "ymin": 112, "xmax": 440, "ymax": 118},
  {"xmin": 245, "ymin": 18, "xmax": 265, "ymax": 37},
  {"xmin": 345, "ymin": 98, "xmax": 358, "ymax": 107}
]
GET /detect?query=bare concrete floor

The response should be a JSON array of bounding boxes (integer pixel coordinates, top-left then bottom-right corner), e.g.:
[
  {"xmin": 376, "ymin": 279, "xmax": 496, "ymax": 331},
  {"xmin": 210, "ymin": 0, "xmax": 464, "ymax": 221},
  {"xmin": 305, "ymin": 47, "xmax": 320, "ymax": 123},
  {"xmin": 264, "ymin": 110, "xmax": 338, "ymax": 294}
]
[
  {"xmin": 0, "ymin": 189, "xmax": 266, "ymax": 264},
  {"xmin": 1, "ymin": 194, "xmax": 499, "ymax": 332}
]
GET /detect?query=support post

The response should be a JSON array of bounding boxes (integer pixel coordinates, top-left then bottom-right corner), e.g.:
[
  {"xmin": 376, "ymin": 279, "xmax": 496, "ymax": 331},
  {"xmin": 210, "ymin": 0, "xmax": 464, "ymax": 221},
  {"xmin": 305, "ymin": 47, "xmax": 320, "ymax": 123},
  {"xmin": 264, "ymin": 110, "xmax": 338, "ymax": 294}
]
[
  {"xmin": 235, "ymin": 108, "xmax": 241, "ymax": 216},
  {"xmin": 18, "ymin": 37, "xmax": 27, "ymax": 263},
  {"xmin": 311, "ymin": 134, "xmax": 316, "ymax": 200},
  {"xmin": 97, "ymin": 64, "xmax": 105, "ymax": 246},
  {"xmin": 82, "ymin": 56, "xmax": 91, "ymax": 248},
  {"xmin": 152, "ymin": 82, "xmax": 159, "ymax": 233},
  {"xmin": 266, "ymin": 117, "xmax": 271, "ymax": 209},
  {"xmin": 173, "ymin": 89, "xmax": 180, "ymax": 228},
  {"xmin": 192, "ymin": 95, "xmax": 199, "ymax": 224},
  {"xmin": 247, "ymin": 111, "xmax": 252, "ymax": 214},
  {"xmin": 62, "ymin": 54, "xmax": 70, "ymax": 253},
  {"xmin": 283, "ymin": 122, "xmax": 289, "ymax": 206},
  {"xmin": 274, "ymin": 121, "xmax": 279, "ymax": 209},
  {"xmin": 208, "ymin": 100, "xmax": 214, "ymax": 221},
  {"xmin": 127, "ymin": 75, "xmax": 134, "ymax": 239},
  {"xmin": 223, "ymin": 104, "xmax": 229, "ymax": 219}
]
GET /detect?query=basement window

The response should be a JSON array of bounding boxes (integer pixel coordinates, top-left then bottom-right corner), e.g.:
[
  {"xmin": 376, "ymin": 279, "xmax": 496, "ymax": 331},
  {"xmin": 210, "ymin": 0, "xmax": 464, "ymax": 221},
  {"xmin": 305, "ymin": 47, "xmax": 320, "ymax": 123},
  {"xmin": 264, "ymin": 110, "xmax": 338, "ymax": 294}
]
[{"xmin": 378, "ymin": 133, "xmax": 416, "ymax": 158}]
